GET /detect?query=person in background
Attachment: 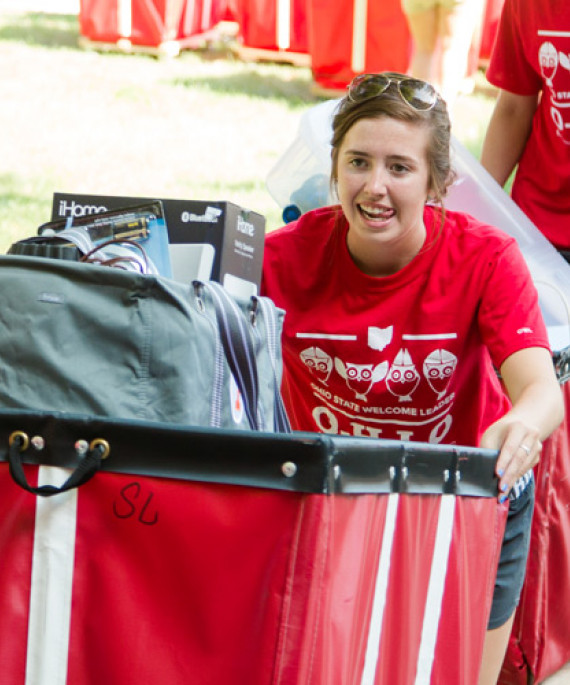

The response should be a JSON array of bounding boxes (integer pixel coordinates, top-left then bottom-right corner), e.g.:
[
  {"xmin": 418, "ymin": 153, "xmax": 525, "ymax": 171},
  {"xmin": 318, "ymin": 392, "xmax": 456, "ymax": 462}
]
[
  {"xmin": 400, "ymin": 0, "xmax": 486, "ymax": 110},
  {"xmin": 261, "ymin": 72, "xmax": 563, "ymax": 684},
  {"xmin": 481, "ymin": 0, "xmax": 570, "ymax": 257}
]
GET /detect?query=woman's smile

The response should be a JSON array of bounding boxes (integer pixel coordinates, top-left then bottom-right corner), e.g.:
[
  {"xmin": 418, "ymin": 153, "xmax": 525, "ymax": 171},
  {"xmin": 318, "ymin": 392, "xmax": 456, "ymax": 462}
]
[{"xmin": 358, "ymin": 203, "xmax": 396, "ymax": 223}]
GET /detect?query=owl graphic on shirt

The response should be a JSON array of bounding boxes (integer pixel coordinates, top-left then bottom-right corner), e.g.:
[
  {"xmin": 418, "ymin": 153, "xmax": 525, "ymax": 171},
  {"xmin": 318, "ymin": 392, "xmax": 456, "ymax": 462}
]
[
  {"xmin": 423, "ymin": 349, "xmax": 457, "ymax": 398},
  {"xmin": 300, "ymin": 346, "xmax": 333, "ymax": 384},
  {"xmin": 334, "ymin": 358, "xmax": 389, "ymax": 401},
  {"xmin": 386, "ymin": 349, "xmax": 420, "ymax": 402}
]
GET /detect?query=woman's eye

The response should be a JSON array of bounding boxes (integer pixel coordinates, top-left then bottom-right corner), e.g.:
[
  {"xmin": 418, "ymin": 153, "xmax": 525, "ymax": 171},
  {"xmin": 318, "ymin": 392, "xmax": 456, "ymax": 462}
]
[
  {"xmin": 391, "ymin": 163, "xmax": 409, "ymax": 174},
  {"xmin": 349, "ymin": 157, "xmax": 367, "ymax": 168}
]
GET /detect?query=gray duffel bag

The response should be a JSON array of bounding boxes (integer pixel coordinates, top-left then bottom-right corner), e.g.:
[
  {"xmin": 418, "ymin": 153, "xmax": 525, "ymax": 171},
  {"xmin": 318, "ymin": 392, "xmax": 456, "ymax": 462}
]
[{"xmin": 0, "ymin": 255, "xmax": 289, "ymax": 433}]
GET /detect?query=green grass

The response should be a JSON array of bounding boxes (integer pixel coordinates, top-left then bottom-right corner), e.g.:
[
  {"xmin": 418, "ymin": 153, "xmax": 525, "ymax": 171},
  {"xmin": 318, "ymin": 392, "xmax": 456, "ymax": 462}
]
[
  {"xmin": 0, "ymin": 6, "xmax": 497, "ymax": 254},
  {"xmin": 0, "ymin": 10, "xmax": 79, "ymax": 48}
]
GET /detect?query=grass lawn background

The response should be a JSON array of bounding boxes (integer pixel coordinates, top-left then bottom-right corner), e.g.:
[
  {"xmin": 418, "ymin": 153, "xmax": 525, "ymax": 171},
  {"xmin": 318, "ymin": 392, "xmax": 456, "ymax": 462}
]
[{"xmin": 0, "ymin": 3, "xmax": 497, "ymax": 253}]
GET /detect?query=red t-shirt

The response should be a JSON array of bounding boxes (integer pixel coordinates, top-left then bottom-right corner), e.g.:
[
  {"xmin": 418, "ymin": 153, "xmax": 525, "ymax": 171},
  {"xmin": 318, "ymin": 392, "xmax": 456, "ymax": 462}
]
[
  {"xmin": 262, "ymin": 206, "xmax": 549, "ymax": 447},
  {"xmin": 486, "ymin": 0, "xmax": 570, "ymax": 250}
]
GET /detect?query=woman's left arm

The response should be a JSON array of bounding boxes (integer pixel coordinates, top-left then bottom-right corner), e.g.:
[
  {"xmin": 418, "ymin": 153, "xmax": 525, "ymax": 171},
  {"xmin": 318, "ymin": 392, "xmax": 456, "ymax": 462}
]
[{"xmin": 480, "ymin": 347, "xmax": 564, "ymax": 500}]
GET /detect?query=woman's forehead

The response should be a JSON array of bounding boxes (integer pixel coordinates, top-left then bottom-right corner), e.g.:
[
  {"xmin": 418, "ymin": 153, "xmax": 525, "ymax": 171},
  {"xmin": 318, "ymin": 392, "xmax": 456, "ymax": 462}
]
[{"xmin": 341, "ymin": 117, "xmax": 431, "ymax": 157}]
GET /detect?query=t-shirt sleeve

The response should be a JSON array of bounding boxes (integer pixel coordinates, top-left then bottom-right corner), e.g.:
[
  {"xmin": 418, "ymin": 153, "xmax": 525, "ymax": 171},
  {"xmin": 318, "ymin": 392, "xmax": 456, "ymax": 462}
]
[
  {"xmin": 260, "ymin": 224, "xmax": 290, "ymax": 301},
  {"xmin": 486, "ymin": 0, "xmax": 542, "ymax": 95},
  {"xmin": 477, "ymin": 240, "xmax": 550, "ymax": 370}
]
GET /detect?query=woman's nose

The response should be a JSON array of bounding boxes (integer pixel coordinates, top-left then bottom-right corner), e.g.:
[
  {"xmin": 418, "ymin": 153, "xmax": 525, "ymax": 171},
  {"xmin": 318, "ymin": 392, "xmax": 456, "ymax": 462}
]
[{"xmin": 364, "ymin": 167, "xmax": 387, "ymax": 195}]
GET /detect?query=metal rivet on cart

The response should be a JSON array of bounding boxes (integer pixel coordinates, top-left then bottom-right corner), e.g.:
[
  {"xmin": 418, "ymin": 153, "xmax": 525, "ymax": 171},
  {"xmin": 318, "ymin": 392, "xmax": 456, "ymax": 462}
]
[
  {"xmin": 281, "ymin": 461, "xmax": 297, "ymax": 478},
  {"xmin": 89, "ymin": 438, "xmax": 111, "ymax": 460},
  {"xmin": 9, "ymin": 431, "xmax": 29, "ymax": 452},
  {"xmin": 75, "ymin": 439, "xmax": 89, "ymax": 456},
  {"xmin": 31, "ymin": 436, "xmax": 45, "ymax": 451}
]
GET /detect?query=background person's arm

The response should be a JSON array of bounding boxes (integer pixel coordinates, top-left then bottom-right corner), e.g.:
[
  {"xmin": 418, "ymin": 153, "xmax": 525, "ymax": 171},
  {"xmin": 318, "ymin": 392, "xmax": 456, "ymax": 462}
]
[{"xmin": 480, "ymin": 89, "xmax": 539, "ymax": 187}]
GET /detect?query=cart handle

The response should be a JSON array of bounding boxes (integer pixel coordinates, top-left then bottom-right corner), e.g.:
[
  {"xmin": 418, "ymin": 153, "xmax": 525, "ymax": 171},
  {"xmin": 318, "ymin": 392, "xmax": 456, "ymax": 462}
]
[{"xmin": 7, "ymin": 431, "xmax": 109, "ymax": 497}]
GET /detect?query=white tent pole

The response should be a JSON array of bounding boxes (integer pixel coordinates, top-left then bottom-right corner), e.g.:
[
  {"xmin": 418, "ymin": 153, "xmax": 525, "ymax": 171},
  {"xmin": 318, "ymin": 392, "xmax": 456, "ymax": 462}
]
[
  {"xmin": 277, "ymin": 0, "xmax": 291, "ymax": 51},
  {"xmin": 117, "ymin": 0, "xmax": 132, "ymax": 39},
  {"xmin": 351, "ymin": 0, "xmax": 367, "ymax": 73}
]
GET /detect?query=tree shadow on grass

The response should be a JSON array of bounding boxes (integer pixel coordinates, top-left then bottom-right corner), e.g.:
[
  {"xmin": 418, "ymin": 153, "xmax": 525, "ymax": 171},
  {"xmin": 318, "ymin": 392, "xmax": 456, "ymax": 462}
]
[
  {"xmin": 0, "ymin": 12, "xmax": 79, "ymax": 50},
  {"xmin": 171, "ymin": 70, "xmax": 324, "ymax": 108}
]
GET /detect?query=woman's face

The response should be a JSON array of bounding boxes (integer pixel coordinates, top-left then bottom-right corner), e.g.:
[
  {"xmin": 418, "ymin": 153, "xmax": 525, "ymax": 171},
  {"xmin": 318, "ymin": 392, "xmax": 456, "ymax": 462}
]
[{"xmin": 336, "ymin": 115, "xmax": 433, "ymax": 276}]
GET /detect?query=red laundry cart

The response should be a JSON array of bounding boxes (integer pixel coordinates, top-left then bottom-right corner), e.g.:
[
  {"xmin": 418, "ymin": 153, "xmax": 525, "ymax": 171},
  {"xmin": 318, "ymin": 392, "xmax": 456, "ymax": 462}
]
[
  {"xmin": 79, "ymin": 0, "xmax": 230, "ymax": 54},
  {"xmin": 0, "ymin": 411, "xmax": 505, "ymax": 684},
  {"xmin": 500, "ymin": 354, "xmax": 570, "ymax": 684},
  {"xmin": 232, "ymin": 0, "xmax": 309, "ymax": 56},
  {"xmin": 308, "ymin": 0, "xmax": 411, "ymax": 91},
  {"xmin": 478, "ymin": 0, "xmax": 504, "ymax": 63}
]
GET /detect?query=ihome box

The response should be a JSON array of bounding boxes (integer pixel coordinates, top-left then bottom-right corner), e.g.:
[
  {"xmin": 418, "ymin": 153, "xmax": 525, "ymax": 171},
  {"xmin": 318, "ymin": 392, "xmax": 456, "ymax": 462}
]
[{"xmin": 51, "ymin": 192, "xmax": 266, "ymax": 298}]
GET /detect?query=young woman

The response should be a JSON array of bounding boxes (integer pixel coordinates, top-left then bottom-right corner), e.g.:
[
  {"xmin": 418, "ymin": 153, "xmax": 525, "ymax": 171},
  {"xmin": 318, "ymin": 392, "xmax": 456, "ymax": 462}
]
[{"xmin": 261, "ymin": 73, "xmax": 564, "ymax": 684}]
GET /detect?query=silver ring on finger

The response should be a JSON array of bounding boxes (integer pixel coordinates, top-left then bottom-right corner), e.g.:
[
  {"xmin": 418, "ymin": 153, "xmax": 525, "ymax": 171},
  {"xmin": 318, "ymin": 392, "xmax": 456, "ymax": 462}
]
[{"xmin": 519, "ymin": 444, "xmax": 531, "ymax": 456}]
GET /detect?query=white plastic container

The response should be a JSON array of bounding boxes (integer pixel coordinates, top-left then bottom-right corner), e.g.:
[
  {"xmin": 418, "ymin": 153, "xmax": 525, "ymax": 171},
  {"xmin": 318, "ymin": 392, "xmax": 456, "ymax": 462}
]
[
  {"xmin": 266, "ymin": 99, "xmax": 339, "ymax": 220},
  {"xmin": 447, "ymin": 138, "xmax": 570, "ymax": 331},
  {"xmin": 265, "ymin": 100, "xmax": 570, "ymax": 332}
]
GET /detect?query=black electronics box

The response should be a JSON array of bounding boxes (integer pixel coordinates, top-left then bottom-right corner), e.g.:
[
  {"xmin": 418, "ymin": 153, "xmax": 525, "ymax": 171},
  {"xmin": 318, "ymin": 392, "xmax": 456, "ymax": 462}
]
[{"xmin": 51, "ymin": 192, "xmax": 266, "ymax": 297}]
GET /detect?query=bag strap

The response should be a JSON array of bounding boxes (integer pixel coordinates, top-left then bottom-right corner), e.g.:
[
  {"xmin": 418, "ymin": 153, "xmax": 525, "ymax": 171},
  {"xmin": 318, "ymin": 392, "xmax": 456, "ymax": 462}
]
[
  {"xmin": 204, "ymin": 282, "xmax": 261, "ymax": 431},
  {"xmin": 204, "ymin": 282, "xmax": 291, "ymax": 434},
  {"xmin": 254, "ymin": 295, "xmax": 291, "ymax": 433}
]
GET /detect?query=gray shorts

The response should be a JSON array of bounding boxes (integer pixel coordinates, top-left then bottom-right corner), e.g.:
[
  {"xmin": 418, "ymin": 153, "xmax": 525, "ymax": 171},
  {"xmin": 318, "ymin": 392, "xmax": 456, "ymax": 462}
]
[{"xmin": 488, "ymin": 477, "xmax": 535, "ymax": 630}]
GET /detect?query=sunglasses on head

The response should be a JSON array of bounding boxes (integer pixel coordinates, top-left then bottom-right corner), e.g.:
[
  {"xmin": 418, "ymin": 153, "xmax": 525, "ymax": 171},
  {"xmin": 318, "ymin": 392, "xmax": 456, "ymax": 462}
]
[{"xmin": 346, "ymin": 73, "xmax": 439, "ymax": 111}]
